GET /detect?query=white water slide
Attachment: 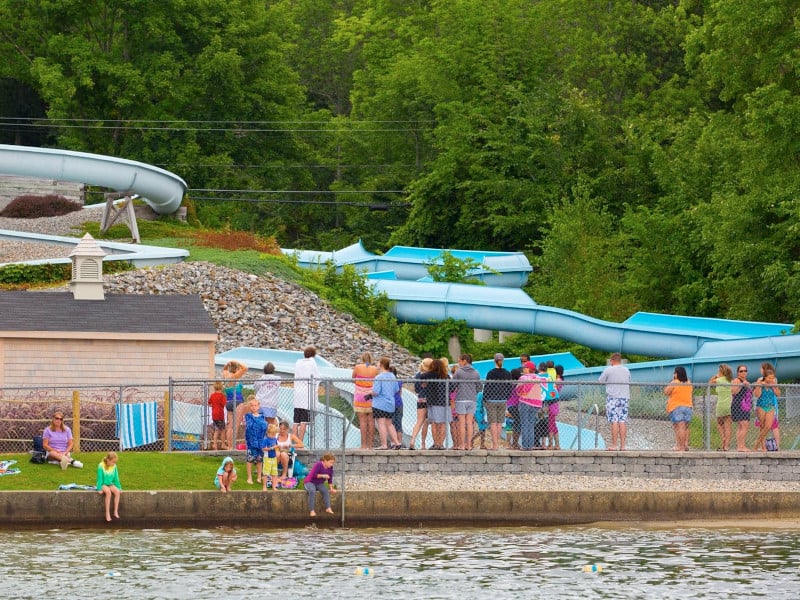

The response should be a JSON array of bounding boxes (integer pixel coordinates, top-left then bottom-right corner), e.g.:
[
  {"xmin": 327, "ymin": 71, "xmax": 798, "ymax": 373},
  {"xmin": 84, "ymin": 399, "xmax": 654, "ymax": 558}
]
[{"xmin": 0, "ymin": 144, "xmax": 186, "ymax": 214}]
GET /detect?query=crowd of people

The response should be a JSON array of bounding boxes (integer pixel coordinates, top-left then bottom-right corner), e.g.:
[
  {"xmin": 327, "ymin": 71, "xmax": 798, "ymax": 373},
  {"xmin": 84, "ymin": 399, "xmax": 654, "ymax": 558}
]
[
  {"xmin": 610, "ymin": 355, "xmax": 782, "ymax": 453},
  {"xmin": 213, "ymin": 348, "xmax": 788, "ymax": 455},
  {"xmin": 33, "ymin": 349, "xmax": 786, "ymax": 521}
]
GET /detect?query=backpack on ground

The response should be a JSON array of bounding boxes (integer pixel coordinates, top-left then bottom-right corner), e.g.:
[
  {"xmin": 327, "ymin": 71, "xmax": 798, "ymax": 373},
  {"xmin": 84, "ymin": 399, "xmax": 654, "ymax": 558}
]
[{"xmin": 30, "ymin": 435, "xmax": 46, "ymax": 464}]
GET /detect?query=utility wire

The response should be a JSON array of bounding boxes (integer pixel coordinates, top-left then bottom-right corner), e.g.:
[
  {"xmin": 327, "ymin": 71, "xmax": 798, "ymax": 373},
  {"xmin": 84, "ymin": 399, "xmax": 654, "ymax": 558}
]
[
  {"xmin": 0, "ymin": 117, "xmax": 435, "ymax": 125},
  {"xmin": 189, "ymin": 188, "xmax": 407, "ymax": 194}
]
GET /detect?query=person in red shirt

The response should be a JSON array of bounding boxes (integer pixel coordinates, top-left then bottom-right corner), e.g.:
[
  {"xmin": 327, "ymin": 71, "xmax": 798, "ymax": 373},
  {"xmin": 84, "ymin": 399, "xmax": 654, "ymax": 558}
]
[{"xmin": 208, "ymin": 381, "xmax": 227, "ymax": 450}]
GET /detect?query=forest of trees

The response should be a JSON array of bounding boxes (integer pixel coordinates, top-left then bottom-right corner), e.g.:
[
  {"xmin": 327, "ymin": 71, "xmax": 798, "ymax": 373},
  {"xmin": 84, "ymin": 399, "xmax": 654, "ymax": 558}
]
[{"xmin": 0, "ymin": 0, "xmax": 798, "ymax": 326}]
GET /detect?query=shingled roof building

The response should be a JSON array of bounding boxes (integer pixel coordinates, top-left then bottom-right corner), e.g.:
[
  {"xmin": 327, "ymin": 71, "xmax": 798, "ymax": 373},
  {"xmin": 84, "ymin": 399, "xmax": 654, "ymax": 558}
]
[{"xmin": 0, "ymin": 234, "xmax": 217, "ymax": 386}]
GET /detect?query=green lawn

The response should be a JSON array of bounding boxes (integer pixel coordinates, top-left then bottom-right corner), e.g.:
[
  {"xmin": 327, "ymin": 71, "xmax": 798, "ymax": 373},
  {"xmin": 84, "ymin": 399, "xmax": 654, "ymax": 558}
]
[{"xmin": 0, "ymin": 452, "xmax": 250, "ymax": 491}]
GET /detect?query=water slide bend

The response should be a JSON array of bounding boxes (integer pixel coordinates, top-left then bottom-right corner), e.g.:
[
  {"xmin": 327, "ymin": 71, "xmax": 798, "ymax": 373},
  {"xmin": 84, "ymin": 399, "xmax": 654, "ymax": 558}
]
[
  {"xmin": 366, "ymin": 279, "xmax": 800, "ymax": 382},
  {"xmin": 0, "ymin": 144, "xmax": 186, "ymax": 214}
]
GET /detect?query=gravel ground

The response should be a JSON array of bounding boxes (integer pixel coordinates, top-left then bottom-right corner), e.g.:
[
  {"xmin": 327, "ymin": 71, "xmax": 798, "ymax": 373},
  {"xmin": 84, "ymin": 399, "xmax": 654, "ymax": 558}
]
[
  {"xmin": 0, "ymin": 209, "xmax": 96, "ymax": 264},
  {"xmin": 344, "ymin": 473, "xmax": 800, "ymax": 492}
]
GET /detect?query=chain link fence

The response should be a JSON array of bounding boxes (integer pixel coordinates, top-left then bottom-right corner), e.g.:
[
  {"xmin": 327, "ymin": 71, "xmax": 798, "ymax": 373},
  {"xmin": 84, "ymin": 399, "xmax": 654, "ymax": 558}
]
[
  {"xmin": 0, "ymin": 384, "xmax": 168, "ymax": 453},
  {"xmin": 1, "ymin": 378, "xmax": 798, "ymax": 453}
]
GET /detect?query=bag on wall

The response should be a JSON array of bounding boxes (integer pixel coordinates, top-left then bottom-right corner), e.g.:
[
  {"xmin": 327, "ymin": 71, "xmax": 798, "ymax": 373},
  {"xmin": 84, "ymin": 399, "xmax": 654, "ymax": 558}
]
[{"xmin": 765, "ymin": 437, "xmax": 778, "ymax": 452}]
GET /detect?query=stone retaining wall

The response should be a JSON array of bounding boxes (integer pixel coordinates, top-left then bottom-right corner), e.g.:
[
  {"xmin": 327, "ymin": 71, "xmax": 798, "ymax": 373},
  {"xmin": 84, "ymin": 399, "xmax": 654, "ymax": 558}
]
[
  {"xmin": 0, "ymin": 175, "xmax": 85, "ymax": 209},
  {"xmin": 2, "ymin": 489, "xmax": 800, "ymax": 529},
  {"xmin": 301, "ymin": 449, "xmax": 800, "ymax": 481}
]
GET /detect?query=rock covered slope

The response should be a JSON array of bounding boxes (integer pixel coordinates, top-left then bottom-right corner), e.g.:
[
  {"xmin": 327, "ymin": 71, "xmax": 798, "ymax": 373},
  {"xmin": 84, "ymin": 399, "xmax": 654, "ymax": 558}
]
[{"xmin": 103, "ymin": 262, "xmax": 420, "ymax": 375}]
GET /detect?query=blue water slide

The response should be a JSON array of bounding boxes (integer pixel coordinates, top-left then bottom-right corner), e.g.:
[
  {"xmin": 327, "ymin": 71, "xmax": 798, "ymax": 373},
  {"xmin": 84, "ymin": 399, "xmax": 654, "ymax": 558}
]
[
  {"xmin": 283, "ymin": 240, "xmax": 532, "ymax": 287},
  {"xmin": 0, "ymin": 144, "xmax": 186, "ymax": 214},
  {"xmin": 369, "ymin": 280, "xmax": 795, "ymax": 360}
]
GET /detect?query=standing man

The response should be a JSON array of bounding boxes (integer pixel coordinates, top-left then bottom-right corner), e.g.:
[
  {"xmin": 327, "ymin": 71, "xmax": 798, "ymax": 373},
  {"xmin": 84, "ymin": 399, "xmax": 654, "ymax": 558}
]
[
  {"xmin": 293, "ymin": 346, "xmax": 322, "ymax": 443},
  {"xmin": 452, "ymin": 354, "xmax": 481, "ymax": 450},
  {"xmin": 483, "ymin": 353, "xmax": 512, "ymax": 450},
  {"xmin": 598, "ymin": 352, "xmax": 631, "ymax": 451}
]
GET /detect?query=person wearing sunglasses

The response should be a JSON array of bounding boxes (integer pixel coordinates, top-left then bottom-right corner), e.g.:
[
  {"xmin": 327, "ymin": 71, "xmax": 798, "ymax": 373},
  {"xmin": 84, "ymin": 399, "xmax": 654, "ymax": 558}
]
[
  {"xmin": 731, "ymin": 365, "xmax": 753, "ymax": 452},
  {"xmin": 42, "ymin": 412, "xmax": 83, "ymax": 469}
]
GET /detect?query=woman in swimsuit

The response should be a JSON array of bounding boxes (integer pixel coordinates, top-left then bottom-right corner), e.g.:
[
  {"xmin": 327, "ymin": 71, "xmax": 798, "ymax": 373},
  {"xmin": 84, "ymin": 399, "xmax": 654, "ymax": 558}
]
[{"xmin": 275, "ymin": 420, "xmax": 304, "ymax": 482}]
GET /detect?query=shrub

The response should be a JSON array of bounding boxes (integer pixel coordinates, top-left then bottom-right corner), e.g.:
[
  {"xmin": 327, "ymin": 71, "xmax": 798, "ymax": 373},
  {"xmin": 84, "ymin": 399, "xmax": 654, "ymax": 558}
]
[
  {"xmin": 193, "ymin": 228, "xmax": 281, "ymax": 254},
  {"xmin": 0, "ymin": 195, "xmax": 83, "ymax": 218}
]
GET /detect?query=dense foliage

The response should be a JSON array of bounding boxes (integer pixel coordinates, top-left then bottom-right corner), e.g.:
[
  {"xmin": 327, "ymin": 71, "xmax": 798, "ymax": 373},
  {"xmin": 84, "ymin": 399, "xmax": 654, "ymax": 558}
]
[{"xmin": 1, "ymin": 0, "xmax": 798, "ymax": 326}]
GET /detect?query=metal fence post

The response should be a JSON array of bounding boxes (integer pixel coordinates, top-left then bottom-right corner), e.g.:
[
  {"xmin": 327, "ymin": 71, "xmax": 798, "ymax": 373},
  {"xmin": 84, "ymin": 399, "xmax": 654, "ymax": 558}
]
[
  {"xmin": 704, "ymin": 382, "xmax": 711, "ymax": 450},
  {"xmin": 309, "ymin": 376, "xmax": 316, "ymax": 450},
  {"xmin": 576, "ymin": 383, "xmax": 584, "ymax": 451},
  {"xmin": 324, "ymin": 379, "xmax": 331, "ymax": 449},
  {"xmin": 166, "ymin": 377, "xmax": 173, "ymax": 452}
]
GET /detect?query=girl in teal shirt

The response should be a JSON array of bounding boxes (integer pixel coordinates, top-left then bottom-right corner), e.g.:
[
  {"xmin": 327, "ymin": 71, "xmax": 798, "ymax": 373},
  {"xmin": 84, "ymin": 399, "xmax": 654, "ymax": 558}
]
[{"xmin": 97, "ymin": 451, "xmax": 122, "ymax": 522}]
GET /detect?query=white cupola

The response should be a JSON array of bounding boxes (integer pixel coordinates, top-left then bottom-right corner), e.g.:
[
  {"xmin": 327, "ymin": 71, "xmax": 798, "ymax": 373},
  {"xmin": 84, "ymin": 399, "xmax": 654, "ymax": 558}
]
[{"xmin": 69, "ymin": 233, "xmax": 107, "ymax": 300}]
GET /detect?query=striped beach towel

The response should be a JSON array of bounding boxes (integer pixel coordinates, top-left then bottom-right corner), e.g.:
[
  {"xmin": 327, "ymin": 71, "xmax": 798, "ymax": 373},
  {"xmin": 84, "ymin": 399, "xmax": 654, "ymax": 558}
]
[{"xmin": 116, "ymin": 402, "xmax": 158, "ymax": 450}]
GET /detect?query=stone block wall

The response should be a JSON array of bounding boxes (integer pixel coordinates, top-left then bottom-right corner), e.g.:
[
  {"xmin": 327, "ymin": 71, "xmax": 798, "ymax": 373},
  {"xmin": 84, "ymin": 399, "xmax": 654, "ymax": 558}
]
[
  {"xmin": 0, "ymin": 175, "xmax": 85, "ymax": 209},
  {"xmin": 296, "ymin": 449, "xmax": 800, "ymax": 482}
]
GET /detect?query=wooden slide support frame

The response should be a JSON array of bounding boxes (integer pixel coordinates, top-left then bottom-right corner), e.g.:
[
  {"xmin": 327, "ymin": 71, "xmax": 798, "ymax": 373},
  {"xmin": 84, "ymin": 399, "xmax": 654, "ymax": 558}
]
[{"xmin": 100, "ymin": 190, "xmax": 140, "ymax": 243}]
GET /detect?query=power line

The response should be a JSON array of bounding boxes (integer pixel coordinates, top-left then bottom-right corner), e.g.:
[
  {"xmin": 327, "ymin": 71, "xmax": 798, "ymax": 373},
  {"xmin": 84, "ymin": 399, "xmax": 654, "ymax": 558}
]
[
  {"xmin": 0, "ymin": 122, "xmax": 423, "ymax": 132},
  {"xmin": 189, "ymin": 188, "xmax": 407, "ymax": 194},
  {"xmin": 0, "ymin": 117, "xmax": 435, "ymax": 125},
  {"xmin": 185, "ymin": 195, "xmax": 411, "ymax": 208},
  {"xmin": 165, "ymin": 163, "xmax": 417, "ymax": 169}
]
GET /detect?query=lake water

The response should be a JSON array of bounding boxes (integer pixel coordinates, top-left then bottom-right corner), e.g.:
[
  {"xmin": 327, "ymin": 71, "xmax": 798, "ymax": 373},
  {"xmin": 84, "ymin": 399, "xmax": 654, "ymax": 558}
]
[{"xmin": 3, "ymin": 525, "xmax": 800, "ymax": 599}]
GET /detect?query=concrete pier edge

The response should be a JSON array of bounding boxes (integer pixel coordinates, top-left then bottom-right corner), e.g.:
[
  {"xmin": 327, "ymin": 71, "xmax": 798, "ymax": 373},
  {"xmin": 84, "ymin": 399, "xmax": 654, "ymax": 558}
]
[{"xmin": 2, "ymin": 489, "xmax": 800, "ymax": 529}]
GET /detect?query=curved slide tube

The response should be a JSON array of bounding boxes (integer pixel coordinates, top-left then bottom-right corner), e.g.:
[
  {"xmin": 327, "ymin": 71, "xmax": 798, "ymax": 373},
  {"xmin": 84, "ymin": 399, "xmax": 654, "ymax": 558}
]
[
  {"xmin": 0, "ymin": 228, "xmax": 188, "ymax": 268},
  {"xmin": 0, "ymin": 144, "xmax": 186, "ymax": 214},
  {"xmin": 283, "ymin": 240, "xmax": 532, "ymax": 288},
  {"xmin": 369, "ymin": 280, "xmax": 793, "ymax": 359}
]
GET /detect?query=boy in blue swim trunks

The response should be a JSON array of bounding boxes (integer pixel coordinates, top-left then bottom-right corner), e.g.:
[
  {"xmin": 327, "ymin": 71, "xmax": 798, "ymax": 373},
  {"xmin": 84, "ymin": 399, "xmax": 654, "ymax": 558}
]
[{"xmin": 244, "ymin": 397, "xmax": 267, "ymax": 484}]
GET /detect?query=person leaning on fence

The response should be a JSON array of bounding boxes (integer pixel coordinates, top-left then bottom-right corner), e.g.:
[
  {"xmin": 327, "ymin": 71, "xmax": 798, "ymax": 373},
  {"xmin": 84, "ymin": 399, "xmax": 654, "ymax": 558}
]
[
  {"xmin": 419, "ymin": 358, "xmax": 452, "ymax": 450},
  {"xmin": 731, "ymin": 365, "xmax": 753, "ymax": 452},
  {"xmin": 407, "ymin": 357, "xmax": 433, "ymax": 451},
  {"xmin": 208, "ymin": 381, "xmax": 227, "ymax": 450},
  {"xmin": 42, "ymin": 411, "xmax": 83, "ymax": 469},
  {"xmin": 709, "ymin": 364, "xmax": 734, "ymax": 452},
  {"xmin": 352, "ymin": 352, "xmax": 379, "ymax": 450},
  {"xmin": 664, "ymin": 366, "xmax": 693, "ymax": 451},
  {"xmin": 293, "ymin": 346, "xmax": 322, "ymax": 443},
  {"xmin": 516, "ymin": 361, "xmax": 545, "ymax": 451},
  {"xmin": 452, "ymin": 353, "xmax": 480, "ymax": 450},
  {"xmin": 254, "ymin": 362, "xmax": 281, "ymax": 427},
  {"xmin": 598, "ymin": 352, "xmax": 631, "ymax": 451},
  {"xmin": 371, "ymin": 356, "xmax": 402, "ymax": 450},
  {"xmin": 223, "ymin": 360, "xmax": 248, "ymax": 450},
  {"xmin": 753, "ymin": 363, "xmax": 780, "ymax": 452},
  {"xmin": 390, "ymin": 366, "xmax": 404, "ymax": 443},
  {"xmin": 483, "ymin": 353, "xmax": 512, "ymax": 451},
  {"xmin": 506, "ymin": 368, "xmax": 523, "ymax": 450}
]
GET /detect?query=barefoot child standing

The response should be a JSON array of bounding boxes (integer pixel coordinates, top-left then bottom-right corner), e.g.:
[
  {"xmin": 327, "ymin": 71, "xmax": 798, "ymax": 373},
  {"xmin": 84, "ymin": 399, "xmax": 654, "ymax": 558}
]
[
  {"xmin": 261, "ymin": 422, "xmax": 279, "ymax": 491},
  {"xmin": 96, "ymin": 451, "xmax": 122, "ymax": 522},
  {"xmin": 243, "ymin": 397, "xmax": 267, "ymax": 484}
]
